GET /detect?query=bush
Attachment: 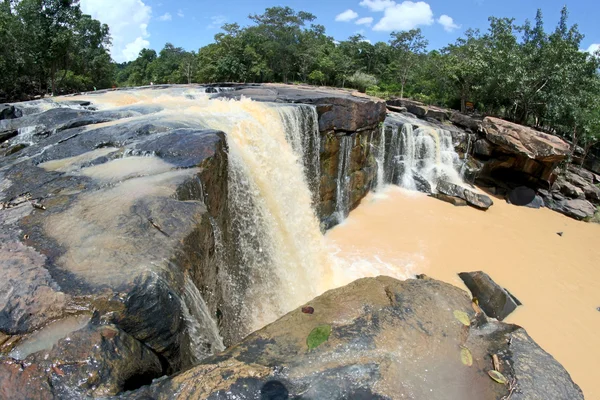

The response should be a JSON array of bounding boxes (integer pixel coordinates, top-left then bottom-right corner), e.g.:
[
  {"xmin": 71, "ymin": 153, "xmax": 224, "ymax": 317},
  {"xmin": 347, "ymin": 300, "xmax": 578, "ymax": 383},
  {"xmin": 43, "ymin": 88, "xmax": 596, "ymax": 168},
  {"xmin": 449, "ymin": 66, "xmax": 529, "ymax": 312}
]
[
  {"xmin": 308, "ymin": 70, "xmax": 326, "ymax": 86},
  {"xmin": 347, "ymin": 71, "xmax": 378, "ymax": 93}
]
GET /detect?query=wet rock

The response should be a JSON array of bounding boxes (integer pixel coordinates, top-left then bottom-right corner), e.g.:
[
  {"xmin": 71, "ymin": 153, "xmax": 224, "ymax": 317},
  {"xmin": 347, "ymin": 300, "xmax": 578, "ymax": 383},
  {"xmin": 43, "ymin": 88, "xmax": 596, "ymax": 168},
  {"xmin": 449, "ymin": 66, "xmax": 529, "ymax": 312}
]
[
  {"xmin": 121, "ymin": 277, "xmax": 582, "ymax": 400},
  {"xmin": 0, "ymin": 130, "xmax": 17, "ymax": 144},
  {"xmin": 458, "ymin": 271, "xmax": 520, "ymax": 320},
  {"xmin": 461, "ymin": 156, "xmax": 484, "ymax": 184},
  {"xmin": 0, "ymin": 104, "xmax": 22, "ymax": 120},
  {"xmin": 0, "ymin": 322, "xmax": 164, "ymax": 398},
  {"xmin": 462, "ymin": 188, "xmax": 494, "ymax": 210},
  {"xmin": 435, "ymin": 181, "xmax": 493, "ymax": 210},
  {"xmin": 412, "ymin": 170, "xmax": 432, "ymax": 194}
]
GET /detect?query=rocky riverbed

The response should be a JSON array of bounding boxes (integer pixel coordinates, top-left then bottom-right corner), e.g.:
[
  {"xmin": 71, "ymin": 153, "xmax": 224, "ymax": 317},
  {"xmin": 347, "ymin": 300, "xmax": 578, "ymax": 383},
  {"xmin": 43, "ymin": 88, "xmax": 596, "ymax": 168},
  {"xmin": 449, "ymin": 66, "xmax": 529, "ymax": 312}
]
[{"xmin": 0, "ymin": 84, "xmax": 591, "ymax": 399}]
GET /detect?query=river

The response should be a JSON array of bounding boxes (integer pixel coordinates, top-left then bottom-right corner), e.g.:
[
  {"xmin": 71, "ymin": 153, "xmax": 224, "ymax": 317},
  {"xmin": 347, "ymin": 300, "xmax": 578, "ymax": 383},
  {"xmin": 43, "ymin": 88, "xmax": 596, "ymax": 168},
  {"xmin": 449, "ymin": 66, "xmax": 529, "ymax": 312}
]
[{"xmin": 326, "ymin": 186, "xmax": 600, "ymax": 399}]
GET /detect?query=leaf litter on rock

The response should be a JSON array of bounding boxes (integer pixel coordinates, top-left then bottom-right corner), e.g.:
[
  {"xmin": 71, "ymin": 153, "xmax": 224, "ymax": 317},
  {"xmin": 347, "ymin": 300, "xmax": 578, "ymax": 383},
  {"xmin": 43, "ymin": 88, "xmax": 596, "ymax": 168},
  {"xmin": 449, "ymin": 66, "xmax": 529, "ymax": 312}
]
[
  {"xmin": 460, "ymin": 346, "xmax": 473, "ymax": 366},
  {"xmin": 488, "ymin": 369, "xmax": 508, "ymax": 384},
  {"xmin": 453, "ymin": 310, "xmax": 471, "ymax": 326}
]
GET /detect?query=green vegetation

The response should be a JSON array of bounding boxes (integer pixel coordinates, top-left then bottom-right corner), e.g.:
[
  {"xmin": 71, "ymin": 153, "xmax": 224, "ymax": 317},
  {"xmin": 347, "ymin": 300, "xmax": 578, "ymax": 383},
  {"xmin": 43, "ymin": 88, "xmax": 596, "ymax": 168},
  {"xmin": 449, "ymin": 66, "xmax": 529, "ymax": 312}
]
[
  {"xmin": 0, "ymin": 0, "xmax": 112, "ymax": 100},
  {"xmin": 1, "ymin": 4, "xmax": 599, "ymax": 159}
]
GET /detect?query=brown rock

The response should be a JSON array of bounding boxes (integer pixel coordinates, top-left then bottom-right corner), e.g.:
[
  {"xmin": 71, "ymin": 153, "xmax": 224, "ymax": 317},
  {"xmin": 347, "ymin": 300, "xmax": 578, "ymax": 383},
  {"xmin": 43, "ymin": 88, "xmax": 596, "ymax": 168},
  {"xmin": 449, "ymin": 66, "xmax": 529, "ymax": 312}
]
[{"xmin": 483, "ymin": 117, "xmax": 570, "ymax": 162}]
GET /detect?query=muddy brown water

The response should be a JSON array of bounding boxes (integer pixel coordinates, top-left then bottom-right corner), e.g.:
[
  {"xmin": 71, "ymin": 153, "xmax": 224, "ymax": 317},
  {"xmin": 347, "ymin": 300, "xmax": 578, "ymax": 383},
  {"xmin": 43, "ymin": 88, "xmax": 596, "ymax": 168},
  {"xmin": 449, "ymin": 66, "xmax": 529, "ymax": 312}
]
[{"xmin": 326, "ymin": 186, "xmax": 600, "ymax": 399}]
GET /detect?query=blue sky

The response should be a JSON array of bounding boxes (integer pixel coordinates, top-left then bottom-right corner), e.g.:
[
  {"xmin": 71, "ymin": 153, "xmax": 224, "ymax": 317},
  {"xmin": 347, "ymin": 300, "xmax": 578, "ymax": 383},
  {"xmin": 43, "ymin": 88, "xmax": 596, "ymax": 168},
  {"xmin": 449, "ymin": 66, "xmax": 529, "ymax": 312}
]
[{"xmin": 80, "ymin": 0, "xmax": 599, "ymax": 63}]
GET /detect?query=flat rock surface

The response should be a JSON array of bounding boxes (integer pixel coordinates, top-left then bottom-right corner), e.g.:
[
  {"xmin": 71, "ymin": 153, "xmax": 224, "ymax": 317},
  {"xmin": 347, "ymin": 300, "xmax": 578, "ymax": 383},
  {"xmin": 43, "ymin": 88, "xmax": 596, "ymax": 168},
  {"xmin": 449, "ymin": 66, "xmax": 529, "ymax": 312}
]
[{"xmin": 121, "ymin": 277, "xmax": 582, "ymax": 400}]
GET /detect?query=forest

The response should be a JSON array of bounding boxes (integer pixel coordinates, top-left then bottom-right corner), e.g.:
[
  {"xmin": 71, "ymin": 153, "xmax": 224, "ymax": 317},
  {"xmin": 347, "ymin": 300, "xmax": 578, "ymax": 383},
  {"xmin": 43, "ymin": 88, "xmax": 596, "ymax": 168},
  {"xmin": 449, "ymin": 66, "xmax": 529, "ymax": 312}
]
[{"xmin": 1, "ymin": 1, "xmax": 599, "ymax": 152}]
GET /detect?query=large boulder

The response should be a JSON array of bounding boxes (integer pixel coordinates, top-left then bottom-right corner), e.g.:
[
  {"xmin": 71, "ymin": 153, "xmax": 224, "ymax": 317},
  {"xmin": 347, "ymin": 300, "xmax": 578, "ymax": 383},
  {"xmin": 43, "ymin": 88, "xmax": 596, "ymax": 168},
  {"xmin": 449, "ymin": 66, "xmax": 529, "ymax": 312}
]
[
  {"xmin": 121, "ymin": 277, "xmax": 582, "ymax": 400},
  {"xmin": 458, "ymin": 271, "xmax": 520, "ymax": 321},
  {"xmin": 478, "ymin": 117, "xmax": 571, "ymax": 188},
  {"xmin": 482, "ymin": 117, "xmax": 570, "ymax": 162}
]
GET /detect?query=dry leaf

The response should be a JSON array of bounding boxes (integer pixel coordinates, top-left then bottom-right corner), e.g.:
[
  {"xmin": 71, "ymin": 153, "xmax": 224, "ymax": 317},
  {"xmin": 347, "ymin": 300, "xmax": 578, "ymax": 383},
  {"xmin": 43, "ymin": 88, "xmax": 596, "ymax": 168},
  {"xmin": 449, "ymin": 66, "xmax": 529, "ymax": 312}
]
[
  {"xmin": 453, "ymin": 310, "xmax": 471, "ymax": 326},
  {"xmin": 488, "ymin": 370, "xmax": 508, "ymax": 384},
  {"xmin": 492, "ymin": 354, "xmax": 501, "ymax": 371},
  {"xmin": 472, "ymin": 301, "xmax": 483, "ymax": 315},
  {"xmin": 460, "ymin": 347, "xmax": 473, "ymax": 366}
]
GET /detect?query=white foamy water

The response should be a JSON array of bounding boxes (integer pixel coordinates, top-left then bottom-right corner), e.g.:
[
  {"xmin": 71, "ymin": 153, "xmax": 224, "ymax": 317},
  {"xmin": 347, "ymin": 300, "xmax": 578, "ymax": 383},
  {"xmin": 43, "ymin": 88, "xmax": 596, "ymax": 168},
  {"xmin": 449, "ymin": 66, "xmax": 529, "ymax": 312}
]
[{"xmin": 379, "ymin": 116, "xmax": 464, "ymax": 192}]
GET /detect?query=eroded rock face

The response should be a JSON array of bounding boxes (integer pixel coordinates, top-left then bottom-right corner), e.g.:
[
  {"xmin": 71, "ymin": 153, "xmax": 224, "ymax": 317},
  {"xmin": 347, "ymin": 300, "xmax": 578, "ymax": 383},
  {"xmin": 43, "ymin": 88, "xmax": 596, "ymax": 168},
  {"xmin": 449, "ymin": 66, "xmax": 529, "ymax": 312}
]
[{"xmin": 121, "ymin": 277, "xmax": 582, "ymax": 400}]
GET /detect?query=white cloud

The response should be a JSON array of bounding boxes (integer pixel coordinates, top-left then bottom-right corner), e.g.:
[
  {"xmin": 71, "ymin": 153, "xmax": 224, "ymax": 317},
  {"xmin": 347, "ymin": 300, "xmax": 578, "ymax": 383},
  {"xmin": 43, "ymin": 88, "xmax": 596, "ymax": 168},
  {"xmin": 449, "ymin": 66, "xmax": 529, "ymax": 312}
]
[
  {"xmin": 356, "ymin": 17, "xmax": 374, "ymax": 26},
  {"xmin": 335, "ymin": 9, "xmax": 359, "ymax": 22},
  {"xmin": 80, "ymin": 0, "xmax": 152, "ymax": 63},
  {"xmin": 437, "ymin": 15, "xmax": 460, "ymax": 32},
  {"xmin": 207, "ymin": 15, "xmax": 227, "ymax": 29},
  {"xmin": 585, "ymin": 44, "xmax": 600, "ymax": 54},
  {"xmin": 359, "ymin": 0, "xmax": 396, "ymax": 12},
  {"xmin": 373, "ymin": 1, "xmax": 434, "ymax": 31},
  {"xmin": 177, "ymin": 9, "xmax": 184, "ymax": 18},
  {"xmin": 158, "ymin": 12, "xmax": 172, "ymax": 21}
]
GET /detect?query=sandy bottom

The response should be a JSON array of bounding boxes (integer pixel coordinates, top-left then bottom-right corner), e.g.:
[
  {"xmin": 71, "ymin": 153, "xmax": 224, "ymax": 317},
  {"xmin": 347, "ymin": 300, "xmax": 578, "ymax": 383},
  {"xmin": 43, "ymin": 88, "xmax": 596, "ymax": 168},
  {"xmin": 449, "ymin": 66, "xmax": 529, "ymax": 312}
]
[{"xmin": 326, "ymin": 186, "xmax": 600, "ymax": 399}]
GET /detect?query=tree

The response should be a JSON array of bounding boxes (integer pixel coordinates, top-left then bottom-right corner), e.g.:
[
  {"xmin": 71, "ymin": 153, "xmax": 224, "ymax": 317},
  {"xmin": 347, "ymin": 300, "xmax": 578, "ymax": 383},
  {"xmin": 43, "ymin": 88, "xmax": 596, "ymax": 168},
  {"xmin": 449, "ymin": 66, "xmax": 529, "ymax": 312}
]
[{"xmin": 388, "ymin": 29, "xmax": 428, "ymax": 99}]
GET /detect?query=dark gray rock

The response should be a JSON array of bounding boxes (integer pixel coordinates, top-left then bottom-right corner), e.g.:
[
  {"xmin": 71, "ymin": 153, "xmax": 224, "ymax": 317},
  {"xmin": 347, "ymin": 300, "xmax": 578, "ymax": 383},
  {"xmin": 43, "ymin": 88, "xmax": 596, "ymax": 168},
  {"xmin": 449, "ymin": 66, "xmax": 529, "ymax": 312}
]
[
  {"xmin": 474, "ymin": 139, "xmax": 494, "ymax": 157},
  {"xmin": 436, "ymin": 181, "xmax": 493, "ymax": 210},
  {"xmin": 459, "ymin": 271, "xmax": 519, "ymax": 320},
  {"xmin": 412, "ymin": 170, "xmax": 432, "ymax": 194},
  {"xmin": 450, "ymin": 112, "xmax": 482, "ymax": 131},
  {"xmin": 0, "ymin": 104, "xmax": 22, "ymax": 120},
  {"xmin": 507, "ymin": 186, "xmax": 544, "ymax": 208},
  {"xmin": 546, "ymin": 198, "xmax": 596, "ymax": 220},
  {"xmin": 463, "ymin": 188, "xmax": 494, "ymax": 210},
  {"xmin": 553, "ymin": 177, "xmax": 585, "ymax": 199}
]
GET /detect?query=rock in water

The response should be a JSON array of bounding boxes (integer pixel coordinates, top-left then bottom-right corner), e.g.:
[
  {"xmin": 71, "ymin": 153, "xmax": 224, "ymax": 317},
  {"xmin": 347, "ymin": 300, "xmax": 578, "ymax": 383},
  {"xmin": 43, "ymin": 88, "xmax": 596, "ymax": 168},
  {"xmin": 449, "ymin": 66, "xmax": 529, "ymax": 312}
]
[
  {"xmin": 458, "ymin": 271, "xmax": 520, "ymax": 320},
  {"xmin": 507, "ymin": 186, "xmax": 545, "ymax": 209},
  {"xmin": 462, "ymin": 188, "xmax": 494, "ymax": 210},
  {"xmin": 121, "ymin": 277, "xmax": 582, "ymax": 400},
  {"xmin": 435, "ymin": 181, "xmax": 493, "ymax": 210}
]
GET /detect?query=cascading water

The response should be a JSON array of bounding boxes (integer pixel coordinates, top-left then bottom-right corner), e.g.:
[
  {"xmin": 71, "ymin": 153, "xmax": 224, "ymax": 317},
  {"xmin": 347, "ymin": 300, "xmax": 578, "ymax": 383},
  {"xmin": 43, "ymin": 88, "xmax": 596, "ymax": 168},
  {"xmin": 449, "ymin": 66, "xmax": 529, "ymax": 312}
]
[
  {"xmin": 335, "ymin": 135, "xmax": 353, "ymax": 222},
  {"xmin": 277, "ymin": 105, "xmax": 321, "ymax": 205},
  {"xmin": 214, "ymin": 100, "xmax": 332, "ymax": 331},
  {"xmin": 379, "ymin": 119, "xmax": 464, "ymax": 191},
  {"xmin": 181, "ymin": 277, "xmax": 225, "ymax": 362}
]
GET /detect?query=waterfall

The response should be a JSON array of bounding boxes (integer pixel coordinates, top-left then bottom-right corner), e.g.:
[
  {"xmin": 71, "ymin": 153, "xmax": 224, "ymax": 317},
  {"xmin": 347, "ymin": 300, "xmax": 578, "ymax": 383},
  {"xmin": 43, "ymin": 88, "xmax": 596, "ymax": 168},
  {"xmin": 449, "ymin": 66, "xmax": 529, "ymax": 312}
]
[
  {"xmin": 335, "ymin": 135, "xmax": 353, "ymax": 223},
  {"xmin": 380, "ymin": 119, "xmax": 464, "ymax": 191},
  {"xmin": 181, "ymin": 277, "xmax": 225, "ymax": 363},
  {"xmin": 218, "ymin": 99, "xmax": 331, "ymax": 331},
  {"xmin": 277, "ymin": 105, "xmax": 321, "ymax": 205},
  {"xmin": 375, "ymin": 125, "xmax": 386, "ymax": 191}
]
